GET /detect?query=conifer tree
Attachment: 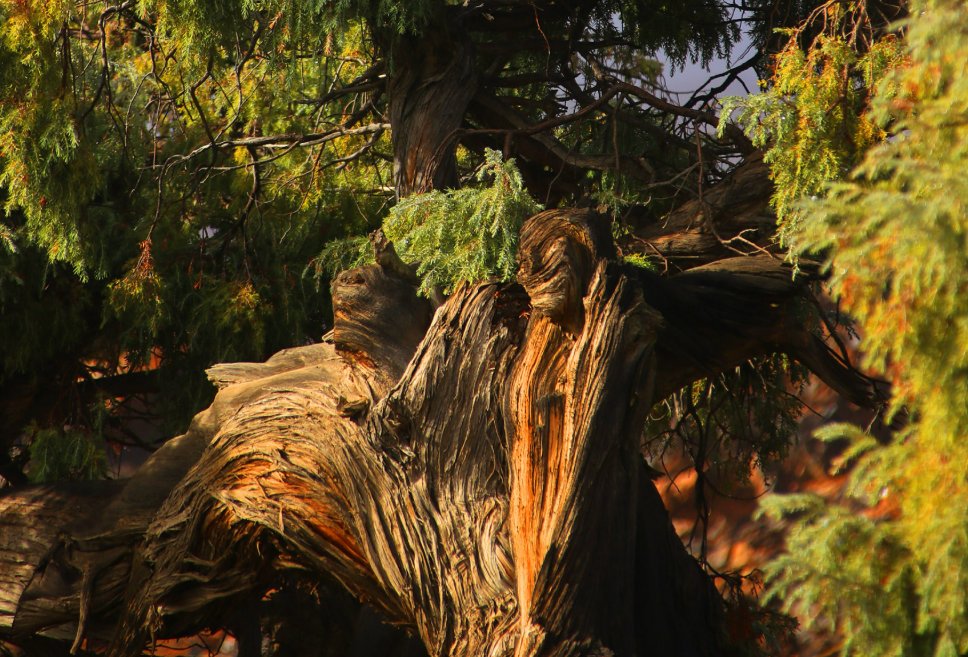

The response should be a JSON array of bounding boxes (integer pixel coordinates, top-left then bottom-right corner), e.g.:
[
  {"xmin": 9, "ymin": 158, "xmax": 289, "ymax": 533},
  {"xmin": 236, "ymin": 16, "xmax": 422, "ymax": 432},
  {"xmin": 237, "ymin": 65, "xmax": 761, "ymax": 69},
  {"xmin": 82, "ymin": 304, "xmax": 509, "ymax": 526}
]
[{"xmin": 0, "ymin": 0, "xmax": 962, "ymax": 656}]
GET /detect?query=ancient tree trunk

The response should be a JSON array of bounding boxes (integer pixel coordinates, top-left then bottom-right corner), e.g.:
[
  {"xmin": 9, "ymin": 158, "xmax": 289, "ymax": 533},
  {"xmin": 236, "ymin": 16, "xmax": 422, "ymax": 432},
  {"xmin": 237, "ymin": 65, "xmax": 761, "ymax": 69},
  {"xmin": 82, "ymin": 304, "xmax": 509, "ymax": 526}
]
[
  {"xmin": 1, "ymin": 187, "xmax": 882, "ymax": 656},
  {"xmin": 386, "ymin": 14, "xmax": 477, "ymax": 197}
]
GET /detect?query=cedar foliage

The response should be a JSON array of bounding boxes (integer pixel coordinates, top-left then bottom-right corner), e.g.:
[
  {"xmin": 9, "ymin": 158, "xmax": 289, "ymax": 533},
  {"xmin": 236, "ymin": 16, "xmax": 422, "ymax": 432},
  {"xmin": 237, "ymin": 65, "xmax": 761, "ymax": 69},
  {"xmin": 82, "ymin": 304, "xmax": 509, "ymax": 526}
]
[
  {"xmin": 720, "ymin": 2, "xmax": 905, "ymax": 245},
  {"xmin": 0, "ymin": 0, "xmax": 744, "ymax": 450},
  {"xmin": 732, "ymin": 0, "xmax": 967, "ymax": 654},
  {"xmin": 0, "ymin": 0, "xmax": 391, "ymax": 435},
  {"xmin": 315, "ymin": 150, "xmax": 540, "ymax": 296},
  {"xmin": 383, "ymin": 150, "xmax": 541, "ymax": 296}
]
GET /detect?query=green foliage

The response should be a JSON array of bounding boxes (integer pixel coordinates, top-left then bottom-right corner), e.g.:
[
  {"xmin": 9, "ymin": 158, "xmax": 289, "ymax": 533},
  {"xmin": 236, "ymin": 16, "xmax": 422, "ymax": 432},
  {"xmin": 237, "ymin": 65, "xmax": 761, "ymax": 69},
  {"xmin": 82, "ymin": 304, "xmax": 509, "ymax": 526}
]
[
  {"xmin": 799, "ymin": 2, "xmax": 968, "ymax": 424},
  {"xmin": 594, "ymin": 165, "xmax": 657, "ymax": 217},
  {"xmin": 0, "ymin": 0, "xmax": 129, "ymax": 279},
  {"xmin": 5, "ymin": 1, "xmax": 960, "ymax": 653},
  {"xmin": 309, "ymin": 235, "xmax": 374, "ymax": 282},
  {"xmin": 0, "ymin": 0, "xmax": 391, "ymax": 432},
  {"xmin": 621, "ymin": 252, "xmax": 657, "ymax": 272},
  {"xmin": 106, "ymin": 239, "xmax": 168, "ymax": 340},
  {"xmin": 27, "ymin": 424, "xmax": 107, "ymax": 483},
  {"xmin": 0, "ymin": 237, "xmax": 97, "ymax": 380},
  {"xmin": 758, "ymin": 494, "xmax": 920, "ymax": 657},
  {"xmin": 0, "ymin": 0, "xmax": 748, "ymax": 447},
  {"xmin": 742, "ymin": 0, "xmax": 968, "ymax": 654},
  {"xmin": 142, "ymin": 0, "xmax": 441, "ymax": 50},
  {"xmin": 310, "ymin": 151, "xmax": 541, "ymax": 296},
  {"xmin": 607, "ymin": 0, "xmax": 739, "ymax": 69},
  {"xmin": 383, "ymin": 150, "xmax": 541, "ymax": 296}
]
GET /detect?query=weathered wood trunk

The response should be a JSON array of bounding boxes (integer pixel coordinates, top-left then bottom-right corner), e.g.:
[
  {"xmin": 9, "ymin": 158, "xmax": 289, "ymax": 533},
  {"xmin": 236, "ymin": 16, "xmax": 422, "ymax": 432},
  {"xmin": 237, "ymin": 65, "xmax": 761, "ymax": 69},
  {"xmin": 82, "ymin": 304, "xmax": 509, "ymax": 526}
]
[{"xmin": 1, "ymin": 175, "xmax": 883, "ymax": 657}]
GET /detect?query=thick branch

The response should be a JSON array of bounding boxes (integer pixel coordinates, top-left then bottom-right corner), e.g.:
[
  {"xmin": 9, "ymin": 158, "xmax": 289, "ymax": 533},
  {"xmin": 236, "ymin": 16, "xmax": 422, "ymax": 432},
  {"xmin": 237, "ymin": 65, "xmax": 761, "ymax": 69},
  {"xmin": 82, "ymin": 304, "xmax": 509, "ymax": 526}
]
[
  {"xmin": 165, "ymin": 123, "xmax": 391, "ymax": 167},
  {"xmin": 388, "ymin": 20, "xmax": 478, "ymax": 196},
  {"xmin": 638, "ymin": 256, "xmax": 886, "ymax": 406},
  {"xmin": 596, "ymin": 78, "xmax": 755, "ymax": 154},
  {"xmin": 626, "ymin": 152, "xmax": 778, "ymax": 270},
  {"xmin": 469, "ymin": 94, "xmax": 656, "ymax": 182}
]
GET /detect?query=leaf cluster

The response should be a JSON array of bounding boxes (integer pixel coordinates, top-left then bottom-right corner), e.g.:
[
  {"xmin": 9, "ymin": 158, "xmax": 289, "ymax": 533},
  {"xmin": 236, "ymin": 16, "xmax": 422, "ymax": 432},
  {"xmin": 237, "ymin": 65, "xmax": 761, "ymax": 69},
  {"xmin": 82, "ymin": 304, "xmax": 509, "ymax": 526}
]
[
  {"xmin": 1, "ymin": 0, "xmax": 393, "ymax": 446},
  {"xmin": 647, "ymin": 354, "xmax": 808, "ymax": 497},
  {"xmin": 382, "ymin": 149, "xmax": 542, "ymax": 296},
  {"xmin": 26, "ymin": 424, "xmax": 108, "ymax": 483},
  {"xmin": 720, "ymin": 2, "xmax": 904, "ymax": 246},
  {"xmin": 758, "ymin": 491, "xmax": 920, "ymax": 657}
]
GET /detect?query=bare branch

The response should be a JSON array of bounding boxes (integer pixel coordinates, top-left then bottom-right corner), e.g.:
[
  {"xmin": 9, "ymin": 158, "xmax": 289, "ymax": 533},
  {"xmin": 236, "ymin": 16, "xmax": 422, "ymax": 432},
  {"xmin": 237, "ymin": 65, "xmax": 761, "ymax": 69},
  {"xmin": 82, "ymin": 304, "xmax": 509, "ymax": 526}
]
[
  {"xmin": 468, "ymin": 93, "xmax": 656, "ymax": 181},
  {"xmin": 159, "ymin": 123, "xmax": 391, "ymax": 168}
]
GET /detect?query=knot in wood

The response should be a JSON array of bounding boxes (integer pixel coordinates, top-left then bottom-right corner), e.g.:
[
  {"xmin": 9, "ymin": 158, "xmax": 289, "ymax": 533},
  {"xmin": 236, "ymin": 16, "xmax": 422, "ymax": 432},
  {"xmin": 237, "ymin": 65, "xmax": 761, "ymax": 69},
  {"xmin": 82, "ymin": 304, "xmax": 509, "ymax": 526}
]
[
  {"xmin": 331, "ymin": 264, "xmax": 432, "ymax": 380},
  {"xmin": 516, "ymin": 209, "xmax": 616, "ymax": 334}
]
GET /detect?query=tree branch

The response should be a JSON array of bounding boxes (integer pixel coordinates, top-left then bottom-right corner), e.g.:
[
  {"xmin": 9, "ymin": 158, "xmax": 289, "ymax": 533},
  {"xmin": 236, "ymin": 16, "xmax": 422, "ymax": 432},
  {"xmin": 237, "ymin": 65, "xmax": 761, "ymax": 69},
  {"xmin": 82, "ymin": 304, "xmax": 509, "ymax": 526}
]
[
  {"xmin": 468, "ymin": 93, "xmax": 656, "ymax": 181},
  {"xmin": 162, "ymin": 123, "xmax": 391, "ymax": 167}
]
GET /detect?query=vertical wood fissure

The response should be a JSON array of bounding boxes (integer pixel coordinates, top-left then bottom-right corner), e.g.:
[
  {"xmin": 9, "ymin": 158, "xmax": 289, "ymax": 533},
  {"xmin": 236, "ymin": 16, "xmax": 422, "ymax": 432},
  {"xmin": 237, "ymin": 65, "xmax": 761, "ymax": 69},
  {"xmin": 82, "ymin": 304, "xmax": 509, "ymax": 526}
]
[{"xmin": 508, "ymin": 262, "xmax": 662, "ymax": 657}]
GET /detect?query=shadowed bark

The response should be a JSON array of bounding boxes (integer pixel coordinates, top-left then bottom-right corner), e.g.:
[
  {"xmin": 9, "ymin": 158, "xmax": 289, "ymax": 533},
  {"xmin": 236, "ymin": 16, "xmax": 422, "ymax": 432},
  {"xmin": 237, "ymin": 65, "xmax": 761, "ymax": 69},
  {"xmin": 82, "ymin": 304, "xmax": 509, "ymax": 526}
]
[{"xmin": 1, "ymin": 185, "xmax": 882, "ymax": 657}]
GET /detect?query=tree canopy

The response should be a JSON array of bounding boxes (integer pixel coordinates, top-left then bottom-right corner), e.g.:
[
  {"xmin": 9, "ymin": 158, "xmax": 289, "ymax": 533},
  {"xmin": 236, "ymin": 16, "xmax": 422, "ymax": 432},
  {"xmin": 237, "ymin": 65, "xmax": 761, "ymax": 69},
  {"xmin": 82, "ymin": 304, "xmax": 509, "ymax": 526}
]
[{"xmin": 0, "ymin": 0, "xmax": 965, "ymax": 655}]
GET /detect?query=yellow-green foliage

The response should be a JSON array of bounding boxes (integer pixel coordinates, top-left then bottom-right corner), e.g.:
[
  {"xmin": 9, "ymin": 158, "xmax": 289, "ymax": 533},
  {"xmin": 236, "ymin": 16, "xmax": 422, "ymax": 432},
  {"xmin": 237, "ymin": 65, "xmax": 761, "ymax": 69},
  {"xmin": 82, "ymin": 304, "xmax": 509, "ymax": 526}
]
[
  {"xmin": 311, "ymin": 235, "xmax": 374, "ymax": 281},
  {"xmin": 758, "ymin": 488, "xmax": 919, "ymax": 657},
  {"xmin": 383, "ymin": 149, "xmax": 542, "ymax": 296},
  {"xmin": 0, "ymin": 0, "xmax": 120, "ymax": 277},
  {"xmin": 312, "ymin": 151, "xmax": 541, "ymax": 295},
  {"xmin": 720, "ymin": 3, "xmax": 904, "ymax": 245},
  {"xmin": 748, "ymin": 1, "xmax": 968, "ymax": 655},
  {"xmin": 107, "ymin": 240, "xmax": 168, "ymax": 339},
  {"xmin": 0, "ymin": 1, "xmax": 393, "ymax": 434},
  {"xmin": 621, "ymin": 252, "xmax": 657, "ymax": 272}
]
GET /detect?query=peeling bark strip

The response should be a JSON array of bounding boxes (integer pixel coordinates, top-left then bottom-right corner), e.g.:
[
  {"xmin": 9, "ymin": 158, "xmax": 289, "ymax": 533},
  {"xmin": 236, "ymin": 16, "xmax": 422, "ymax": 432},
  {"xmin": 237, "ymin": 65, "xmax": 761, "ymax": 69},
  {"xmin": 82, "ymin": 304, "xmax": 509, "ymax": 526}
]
[{"xmin": 1, "ymin": 208, "xmax": 884, "ymax": 657}]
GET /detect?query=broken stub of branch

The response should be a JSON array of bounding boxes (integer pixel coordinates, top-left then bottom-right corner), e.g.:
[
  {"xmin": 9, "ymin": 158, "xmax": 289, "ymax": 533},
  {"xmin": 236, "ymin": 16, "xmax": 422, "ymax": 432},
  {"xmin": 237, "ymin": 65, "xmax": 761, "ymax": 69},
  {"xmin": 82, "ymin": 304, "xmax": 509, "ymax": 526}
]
[
  {"xmin": 331, "ymin": 231, "xmax": 433, "ymax": 384},
  {"xmin": 516, "ymin": 208, "xmax": 616, "ymax": 335}
]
